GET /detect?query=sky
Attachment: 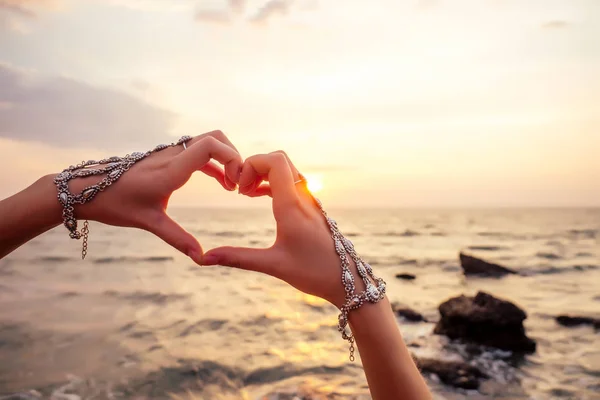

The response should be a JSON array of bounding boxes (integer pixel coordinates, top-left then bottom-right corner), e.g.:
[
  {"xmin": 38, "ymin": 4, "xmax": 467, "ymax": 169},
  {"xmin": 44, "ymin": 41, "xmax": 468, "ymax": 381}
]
[{"xmin": 0, "ymin": 0, "xmax": 598, "ymax": 208}]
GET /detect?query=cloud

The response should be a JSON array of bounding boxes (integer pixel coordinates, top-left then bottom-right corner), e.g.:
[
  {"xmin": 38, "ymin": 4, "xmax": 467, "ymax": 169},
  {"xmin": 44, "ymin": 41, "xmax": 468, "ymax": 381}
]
[
  {"xmin": 195, "ymin": 8, "xmax": 231, "ymax": 24},
  {"xmin": 229, "ymin": 0, "xmax": 245, "ymax": 14},
  {"xmin": 0, "ymin": 0, "xmax": 59, "ymax": 15},
  {"xmin": 0, "ymin": 1, "xmax": 34, "ymax": 17},
  {"xmin": 249, "ymin": 0, "xmax": 291, "ymax": 24},
  {"xmin": 0, "ymin": 63, "xmax": 177, "ymax": 151},
  {"xmin": 542, "ymin": 20, "xmax": 569, "ymax": 29},
  {"xmin": 0, "ymin": 0, "xmax": 61, "ymax": 32},
  {"xmin": 195, "ymin": 0, "xmax": 296, "ymax": 25}
]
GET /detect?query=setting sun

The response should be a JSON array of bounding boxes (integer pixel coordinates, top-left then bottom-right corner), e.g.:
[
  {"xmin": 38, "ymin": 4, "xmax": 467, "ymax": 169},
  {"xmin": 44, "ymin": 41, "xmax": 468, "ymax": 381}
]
[{"xmin": 304, "ymin": 174, "xmax": 324, "ymax": 194}]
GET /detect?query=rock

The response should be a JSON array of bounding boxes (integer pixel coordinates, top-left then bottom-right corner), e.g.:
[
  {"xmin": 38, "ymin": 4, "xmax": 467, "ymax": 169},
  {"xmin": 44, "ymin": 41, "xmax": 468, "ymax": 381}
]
[
  {"xmin": 391, "ymin": 302, "xmax": 427, "ymax": 322},
  {"xmin": 556, "ymin": 315, "xmax": 600, "ymax": 330},
  {"xmin": 395, "ymin": 273, "xmax": 416, "ymax": 280},
  {"xmin": 459, "ymin": 252, "xmax": 517, "ymax": 277},
  {"xmin": 414, "ymin": 357, "xmax": 487, "ymax": 390},
  {"xmin": 434, "ymin": 291, "xmax": 536, "ymax": 352}
]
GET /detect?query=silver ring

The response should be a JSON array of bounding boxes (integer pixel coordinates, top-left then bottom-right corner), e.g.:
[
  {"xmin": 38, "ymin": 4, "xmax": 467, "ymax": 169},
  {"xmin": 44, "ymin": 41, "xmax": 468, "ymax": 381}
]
[
  {"xmin": 183, "ymin": 141, "xmax": 187, "ymax": 150},
  {"xmin": 294, "ymin": 173, "xmax": 306, "ymax": 185}
]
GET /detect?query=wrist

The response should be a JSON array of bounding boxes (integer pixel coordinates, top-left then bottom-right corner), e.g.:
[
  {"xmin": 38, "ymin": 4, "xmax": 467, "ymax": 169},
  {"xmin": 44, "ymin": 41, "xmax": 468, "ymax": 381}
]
[
  {"xmin": 38, "ymin": 174, "xmax": 64, "ymax": 227},
  {"xmin": 348, "ymin": 296, "xmax": 391, "ymax": 325}
]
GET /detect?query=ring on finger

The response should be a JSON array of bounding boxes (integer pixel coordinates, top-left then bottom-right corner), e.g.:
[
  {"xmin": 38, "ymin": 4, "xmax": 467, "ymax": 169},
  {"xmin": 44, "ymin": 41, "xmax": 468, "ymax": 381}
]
[{"xmin": 294, "ymin": 173, "xmax": 307, "ymax": 185}]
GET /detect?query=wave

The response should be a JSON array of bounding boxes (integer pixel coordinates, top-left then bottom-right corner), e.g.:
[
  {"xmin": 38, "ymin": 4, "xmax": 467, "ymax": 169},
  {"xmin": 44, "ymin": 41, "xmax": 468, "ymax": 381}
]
[
  {"xmin": 476, "ymin": 231, "xmax": 528, "ymax": 240},
  {"xmin": 370, "ymin": 257, "xmax": 419, "ymax": 267},
  {"xmin": 576, "ymin": 252, "xmax": 593, "ymax": 258},
  {"xmin": 523, "ymin": 264, "xmax": 599, "ymax": 276},
  {"xmin": 178, "ymin": 319, "xmax": 227, "ymax": 337},
  {"xmin": 536, "ymin": 252, "xmax": 562, "ymax": 260},
  {"xmin": 567, "ymin": 229, "xmax": 597, "ymax": 239},
  {"xmin": 477, "ymin": 231, "xmax": 509, "ymax": 238},
  {"xmin": 374, "ymin": 230, "xmax": 420, "ymax": 237},
  {"xmin": 102, "ymin": 290, "xmax": 189, "ymax": 304},
  {"xmin": 243, "ymin": 363, "xmax": 345, "ymax": 386},
  {"xmin": 37, "ymin": 256, "xmax": 75, "ymax": 262},
  {"xmin": 213, "ymin": 231, "xmax": 246, "ymax": 238},
  {"xmin": 93, "ymin": 256, "xmax": 174, "ymax": 264},
  {"xmin": 58, "ymin": 291, "xmax": 80, "ymax": 298},
  {"xmin": 467, "ymin": 246, "xmax": 507, "ymax": 251}
]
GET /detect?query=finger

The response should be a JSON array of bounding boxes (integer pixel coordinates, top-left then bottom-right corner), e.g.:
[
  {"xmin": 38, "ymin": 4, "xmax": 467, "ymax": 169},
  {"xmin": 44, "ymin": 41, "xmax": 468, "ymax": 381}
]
[
  {"xmin": 205, "ymin": 130, "xmax": 241, "ymax": 155},
  {"xmin": 198, "ymin": 162, "xmax": 232, "ymax": 191},
  {"xmin": 271, "ymin": 150, "xmax": 313, "ymax": 199},
  {"xmin": 246, "ymin": 183, "xmax": 272, "ymax": 198},
  {"xmin": 272, "ymin": 150, "xmax": 301, "ymax": 181},
  {"xmin": 147, "ymin": 213, "xmax": 203, "ymax": 264},
  {"xmin": 189, "ymin": 130, "xmax": 241, "ymax": 182},
  {"xmin": 238, "ymin": 153, "xmax": 300, "ymax": 209},
  {"xmin": 202, "ymin": 246, "xmax": 277, "ymax": 274},
  {"xmin": 172, "ymin": 136, "xmax": 242, "ymax": 187}
]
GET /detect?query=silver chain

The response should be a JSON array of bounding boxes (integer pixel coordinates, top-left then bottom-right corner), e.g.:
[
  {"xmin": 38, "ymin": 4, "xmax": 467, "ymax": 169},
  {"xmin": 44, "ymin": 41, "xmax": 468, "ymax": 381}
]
[
  {"xmin": 54, "ymin": 136, "xmax": 192, "ymax": 259},
  {"xmin": 311, "ymin": 196, "xmax": 387, "ymax": 362}
]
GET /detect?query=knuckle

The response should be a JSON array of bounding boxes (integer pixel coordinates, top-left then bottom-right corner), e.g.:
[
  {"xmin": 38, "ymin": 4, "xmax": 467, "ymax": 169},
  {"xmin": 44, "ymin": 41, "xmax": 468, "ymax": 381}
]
[
  {"xmin": 209, "ymin": 129, "xmax": 225, "ymax": 139},
  {"xmin": 198, "ymin": 135, "xmax": 219, "ymax": 147},
  {"xmin": 269, "ymin": 152, "xmax": 288, "ymax": 166},
  {"xmin": 272, "ymin": 149, "xmax": 289, "ymax": 158},
  {"xmin": 246, "ymin": 153, "xmax": 266, "ymax": 165}
]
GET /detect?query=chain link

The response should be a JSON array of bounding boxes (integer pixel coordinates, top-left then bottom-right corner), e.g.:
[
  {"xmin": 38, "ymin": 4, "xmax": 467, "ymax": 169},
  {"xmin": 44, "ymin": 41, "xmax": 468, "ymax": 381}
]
[{"xmin": 81, "ymin": 220, "xmax": 89, "ymax": 260}]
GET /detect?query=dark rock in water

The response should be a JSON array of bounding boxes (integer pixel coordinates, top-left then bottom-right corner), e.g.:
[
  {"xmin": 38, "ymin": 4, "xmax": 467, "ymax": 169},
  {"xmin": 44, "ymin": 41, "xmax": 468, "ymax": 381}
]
[
  {"xmin": 434, "ymin": 291, "xmax": 536, "ymax": 352},
  {"xmin": 459, "ymin": 252, "xmax": 517, "ymax": 277},
  {"xmin": 414, "ymin": 357, "xmax": 487, "ymax": 389},
  {"xmin": 556, "ymin": 315, "xmax": 600, "ymax": 330},
  {"xmin": 395, "ymin": 273, "xmax": 416, "ymax": 280},
  {"xmin": 391, "ymin": 302, "xmax": 427, "ymax": 322}
]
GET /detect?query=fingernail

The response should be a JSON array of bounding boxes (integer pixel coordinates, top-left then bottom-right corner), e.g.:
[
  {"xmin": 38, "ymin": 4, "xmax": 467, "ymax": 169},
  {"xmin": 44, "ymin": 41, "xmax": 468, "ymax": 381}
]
[
  {"xmin": 235, "ymin": 166, "xmax": 242, "ymax": 183},
  {"xmin": 202, "ymin": 254, "xmax": 220, "ymax": 266},
  {"xmin": 225, "ymin": 178, "xmax": 236, "ymax": 191},
  {"xmin": 188, "ymin": 250, "xmax": 202, "ymax": 264},
  {"xmin": 239, "ymin": 181, "xmax": 254, "ymax": 195}
]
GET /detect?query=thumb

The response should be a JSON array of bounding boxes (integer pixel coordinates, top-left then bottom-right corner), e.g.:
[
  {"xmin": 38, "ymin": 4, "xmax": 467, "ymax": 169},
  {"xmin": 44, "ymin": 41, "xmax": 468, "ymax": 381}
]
[
  {"xmin": 202, "ymin": 246, "xmax": 274, "ymax": 273},
  {"xmin": 147, "ymin": 213, "xmax": 203, "ymax": 264}
]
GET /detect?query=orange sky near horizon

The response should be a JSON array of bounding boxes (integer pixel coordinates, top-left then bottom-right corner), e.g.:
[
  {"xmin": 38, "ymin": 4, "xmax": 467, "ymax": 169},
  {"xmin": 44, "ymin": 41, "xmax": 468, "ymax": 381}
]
[{"xmin": 0, "ymin": 0, "xmax": 598, "ymax": 208}]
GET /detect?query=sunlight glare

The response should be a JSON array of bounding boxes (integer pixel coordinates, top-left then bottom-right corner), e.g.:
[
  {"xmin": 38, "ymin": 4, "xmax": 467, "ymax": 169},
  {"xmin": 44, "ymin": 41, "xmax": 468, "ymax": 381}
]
[{"xmin": 304, "ymin": 174, "xmax": 323, "ymax": 194}]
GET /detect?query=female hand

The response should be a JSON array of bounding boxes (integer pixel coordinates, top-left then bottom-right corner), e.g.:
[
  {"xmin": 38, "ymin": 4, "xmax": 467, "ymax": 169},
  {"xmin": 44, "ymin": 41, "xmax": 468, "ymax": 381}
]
[
  {"xmin": 201, "ymin": 151, "xmax": 362, "ymax": 307},
  {"xmin": 201, "ymin": 152, "xmax": 433, "ymax": 400},
  {"xmin": 63, "ymin": 130, "xmax": 242, "ymax": 263}
]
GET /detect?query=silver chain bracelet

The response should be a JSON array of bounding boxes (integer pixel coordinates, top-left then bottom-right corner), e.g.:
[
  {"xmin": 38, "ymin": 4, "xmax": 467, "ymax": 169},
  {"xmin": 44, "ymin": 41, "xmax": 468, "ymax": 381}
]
[
  {"xmin": 311, "ymin": 196, "xmax": 387, "ymax": 362},
  {"xmin": 54, "ymin": 135, "xmax": 192, "ymax": 259}
]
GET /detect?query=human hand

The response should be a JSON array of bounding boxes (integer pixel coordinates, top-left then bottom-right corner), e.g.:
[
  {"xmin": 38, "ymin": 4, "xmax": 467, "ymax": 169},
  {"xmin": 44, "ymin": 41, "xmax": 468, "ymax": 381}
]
[
  {"xmin": 65, "ymin": 130, "xmax": 242, "ymax": 264},
  {"xmin": 201, "ymin": 151, "xmax": 365, "ymax": 307}
]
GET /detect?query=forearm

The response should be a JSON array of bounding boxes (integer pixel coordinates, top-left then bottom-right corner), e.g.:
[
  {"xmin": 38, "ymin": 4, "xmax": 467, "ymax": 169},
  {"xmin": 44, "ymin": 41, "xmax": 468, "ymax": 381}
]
[
  {"xmin": 0, "ymin": 174, "xmax": 62, "ymax": 258},
  {"xmin": 350, "ymin": 297, "xmax": 432, "ymax": 400}
]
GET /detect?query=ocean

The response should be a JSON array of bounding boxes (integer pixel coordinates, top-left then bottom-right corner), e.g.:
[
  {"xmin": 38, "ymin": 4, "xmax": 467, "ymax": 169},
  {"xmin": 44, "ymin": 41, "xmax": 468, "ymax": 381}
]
[{"xmin": 1, "ymin": 208, "xmax": 599, "ymax": 399}]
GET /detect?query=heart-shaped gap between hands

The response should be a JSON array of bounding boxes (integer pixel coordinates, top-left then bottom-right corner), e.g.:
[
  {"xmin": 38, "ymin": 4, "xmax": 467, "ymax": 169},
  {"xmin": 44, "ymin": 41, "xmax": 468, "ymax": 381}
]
[{"xmin": 197, "ymin": 151, "xmax": 363, "ymax": 309}]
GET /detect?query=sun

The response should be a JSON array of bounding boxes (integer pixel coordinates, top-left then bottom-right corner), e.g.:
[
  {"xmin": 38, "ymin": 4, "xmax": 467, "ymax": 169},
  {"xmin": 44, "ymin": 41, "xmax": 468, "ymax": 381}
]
[{"xmin": 304, "ymin": 173, "xmax": 324, "ymax": 194}]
